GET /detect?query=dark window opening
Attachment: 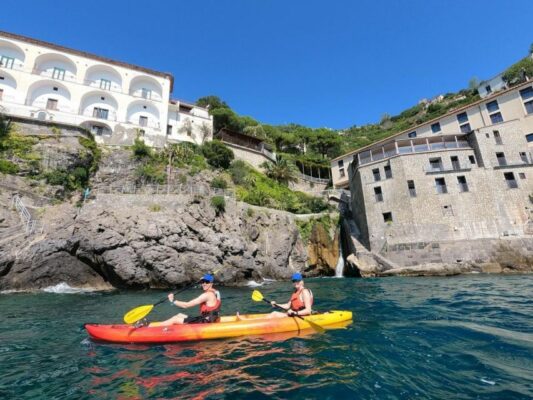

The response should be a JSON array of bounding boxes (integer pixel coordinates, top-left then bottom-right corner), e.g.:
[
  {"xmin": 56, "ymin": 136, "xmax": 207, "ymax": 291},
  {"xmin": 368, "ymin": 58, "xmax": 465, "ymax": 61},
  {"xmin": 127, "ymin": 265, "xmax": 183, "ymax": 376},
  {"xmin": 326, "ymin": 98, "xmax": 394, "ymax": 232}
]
[
  {"xmin": 408, "ymin": 131, "xmax": 417, "ymax": 138},
  {"xmin": 504, "ymin": 172, "xmax": 518, "ymax": 189},
  {"xmin": 374, "ymin": 186, "xmax": 383, "ymax": 202},
  {"xmin": 167, "ymin": 125, "xmax": 172, "ymax": 135},
  {"xmin": 494, "ymin": 130, "xmax": 503, "ymax": 145},
  {"xmin": 139, "ymin": 116, "xmax": 148, "ymax": 127},
  {"xmin": 407, "ymin": 180, "xmax": 416, "ymax": 197},
  {"xmin": 383, "ymin": 212, "xmax": 393, "ymax": 223},
  {"xmin": 485, "ymin": 85, "xmax": 492, "ymax": 94},
  {"xmin": 93, "ymin": 107, "xmax": 109, "ymax": 120},
  {"xmin": 469, "ymin": 155, "xmax": 476, "ymax": 164},
  {"xmin": 339, "ymin": 168, "xmax": 345, "ymax": 178},
  {"xmin": 372, "ymin": 168, "xmax": 381, "ymax": 182},
  {"xmin": 435, "ymin": 177, "xmax": 447, "ymax": 194},
  {"xmin": 519, "ymin": 172, "xmax": 526, "ymax": 179},
  {"xmin": 451, "ymin": 156, "xmax": 460, "ymax": 170},
  {"xmin": 384, "ymin": 165, "xmax": 392, "ymax": 179},
  {"xmin": 526, "ymin": 133, "xmax": 533, "ymax": 142},
  {"xmin": 520, "ymin": 152, "xmax": 528, "ymax": 163},
  {"xmin": 457, "ymin": 176, "xmax": 469, "ymax": 192},
  {"xmin": 496, "ymin": 152, "xmax": 507, "ymax": 166},
  {"xmin": 490, "ymin": 112, "xmax": 504, "ymax": 124},
  {"xmin": 338, "ymin": 160, "xmax": 344, "ymax": 168},
  {"xmin": 429, "ymin": 157, "xmax": 443, "ymax": 171},
  {"xmin": 46, "ymin": 98, "xmax": 58, "ymax": 110},
  {"xmin": 431, "ymin": 122, "xmax": 441, "ymax": 133}
]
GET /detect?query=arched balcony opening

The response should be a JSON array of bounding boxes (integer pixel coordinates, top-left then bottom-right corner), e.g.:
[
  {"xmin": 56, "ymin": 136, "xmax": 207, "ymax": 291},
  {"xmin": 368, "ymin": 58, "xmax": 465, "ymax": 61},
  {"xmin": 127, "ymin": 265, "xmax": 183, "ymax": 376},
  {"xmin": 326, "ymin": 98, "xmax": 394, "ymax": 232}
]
[
  {"xmin": 126, "ymin": 100, "xmax": 160, "ymax": 129},
  {"xmin": 0, "ymin": 39, "xmax": 25, "ymax": 71},
  {"xmin": 79, "ymin": 91, "xmax": 118, "ymax": 121},
  {"xmin": 0, "ymin": 70, "xmax": 18, "ymax": 103},
  {"xmin": 26, "ymin": 80, "xmax": 72, "ymax": 113},
  {"xmin": 33, "ymin": 53, "xmax": 77, "ymax": 83},
  {"xmin": 84, "ymin": 64, "xmax": 123, "ymax": 93},
  {"xmin": 81, "ymin": 120, "xmax": 113, "ymax": 137},
  {"xmin": 128, "ymin": 75, "xmax": 163, "ymax": 101}
]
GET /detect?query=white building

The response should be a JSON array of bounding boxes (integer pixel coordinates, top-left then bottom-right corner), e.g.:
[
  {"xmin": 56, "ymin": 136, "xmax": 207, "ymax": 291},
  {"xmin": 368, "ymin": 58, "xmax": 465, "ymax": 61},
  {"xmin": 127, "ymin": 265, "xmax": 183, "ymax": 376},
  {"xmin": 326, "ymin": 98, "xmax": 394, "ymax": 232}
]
[{"xmin": 0, "ymin": 30, "xmax": 212, "ymax": 147}]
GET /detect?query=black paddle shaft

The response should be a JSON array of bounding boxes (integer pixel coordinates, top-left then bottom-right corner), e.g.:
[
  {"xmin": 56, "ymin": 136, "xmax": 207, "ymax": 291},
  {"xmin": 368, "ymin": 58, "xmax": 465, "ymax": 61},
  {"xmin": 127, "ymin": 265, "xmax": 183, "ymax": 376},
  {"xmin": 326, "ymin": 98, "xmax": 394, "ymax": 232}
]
[
  {"xmin": 262, "ymin": 297, "xmax": 309, "ymax": 323},
  {"xmin": 154, "ymin": 280, "xmax": 202, "ymax": 306}
]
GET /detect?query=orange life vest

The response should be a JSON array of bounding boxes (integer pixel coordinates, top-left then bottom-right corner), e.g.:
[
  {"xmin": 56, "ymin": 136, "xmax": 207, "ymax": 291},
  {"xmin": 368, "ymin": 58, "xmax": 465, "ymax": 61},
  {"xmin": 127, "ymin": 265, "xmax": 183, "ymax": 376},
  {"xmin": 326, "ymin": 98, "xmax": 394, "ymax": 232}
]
[
  {"xmin": 290, "ymin": 288, "xmax": 313, "ymax": 311},
  {"xmin": 199, "ymin": 288, "xmax": 221, "ymax": 314}
]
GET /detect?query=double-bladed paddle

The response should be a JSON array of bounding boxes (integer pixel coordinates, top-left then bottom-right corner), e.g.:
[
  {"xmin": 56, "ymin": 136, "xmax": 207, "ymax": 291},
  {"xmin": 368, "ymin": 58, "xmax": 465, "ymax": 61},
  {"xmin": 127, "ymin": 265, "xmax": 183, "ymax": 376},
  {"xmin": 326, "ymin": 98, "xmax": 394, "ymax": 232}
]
[
  {"xmin": 251, "ymin": 290, "xmax": 325, "ymax": 333},
  {"xmin": 123, "ymin": 268, "xmax": 222, "ymax": 324}
]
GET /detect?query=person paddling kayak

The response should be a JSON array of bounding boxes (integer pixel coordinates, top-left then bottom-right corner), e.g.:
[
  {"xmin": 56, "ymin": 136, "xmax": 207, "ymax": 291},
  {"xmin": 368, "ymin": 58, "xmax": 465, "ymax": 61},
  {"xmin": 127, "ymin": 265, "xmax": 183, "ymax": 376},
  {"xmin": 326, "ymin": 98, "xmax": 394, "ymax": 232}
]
[
  {"xmin": 237, "ymin": 272, "xmax": 313, "ymax": 320},
  {"xmin": 149, "ymin": 274, "xmax": 221, "ymax": 327}
]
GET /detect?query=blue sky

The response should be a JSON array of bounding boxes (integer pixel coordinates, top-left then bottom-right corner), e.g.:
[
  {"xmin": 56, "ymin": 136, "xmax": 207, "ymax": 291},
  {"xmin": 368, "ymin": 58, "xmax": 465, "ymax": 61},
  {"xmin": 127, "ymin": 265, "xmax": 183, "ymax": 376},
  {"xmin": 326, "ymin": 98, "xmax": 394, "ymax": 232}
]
[{"xmin": 2, "ymin": 0, "xmax": 532, "ymax": 129}]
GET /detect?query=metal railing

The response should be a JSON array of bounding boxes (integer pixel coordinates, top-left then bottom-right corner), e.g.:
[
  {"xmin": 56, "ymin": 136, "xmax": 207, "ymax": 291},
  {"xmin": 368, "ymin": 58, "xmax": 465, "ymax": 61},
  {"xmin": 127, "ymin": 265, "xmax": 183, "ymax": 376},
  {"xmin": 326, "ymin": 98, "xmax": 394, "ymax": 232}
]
[
  {"xmin": 297, "ymin": 173, "xmax": 330, "ymax": 184},
  {"xmin": 95, "ymin": 182, "xmax": 235, "ymax": 198},
  {"xmin": 11, "ymin": 195, "xmax": 44, "ymax": 234}
]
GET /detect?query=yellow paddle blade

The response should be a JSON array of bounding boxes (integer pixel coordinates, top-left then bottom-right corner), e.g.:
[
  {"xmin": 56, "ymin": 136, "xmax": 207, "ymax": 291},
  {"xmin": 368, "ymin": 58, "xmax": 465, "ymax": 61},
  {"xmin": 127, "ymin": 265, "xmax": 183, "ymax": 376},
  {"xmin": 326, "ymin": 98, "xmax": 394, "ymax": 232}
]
[
  {"xmin": 123, "ymin": 304, "xmax": 154, "ymax": 324},
  {"xmin": 251, "ymin": 290, "xmax": 264, "ymax": 302}
]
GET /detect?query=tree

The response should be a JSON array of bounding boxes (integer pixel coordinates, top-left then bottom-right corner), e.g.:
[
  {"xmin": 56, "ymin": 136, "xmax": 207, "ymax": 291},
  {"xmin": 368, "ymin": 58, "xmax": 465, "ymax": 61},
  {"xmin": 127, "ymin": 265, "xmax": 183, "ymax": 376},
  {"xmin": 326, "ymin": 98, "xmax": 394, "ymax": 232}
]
[
  {"xmin": 468, "ymin": 77, "xmax": 480, "ymax": 91},
  {"xmin": 210, "ymin": 107, "xmax": 242, "ymax": 133},
  {"xmin": 261, "ymin": 158, "xmax": 298, "ymax": 186},
  {"xmin": 243, "ymin": 124, "xmax": 266, "ymax": 140},
  {"xmin": 309, "ymin": 129, "xmax": 341, "ymax": 159},
  {"xmin": 502, "ymin": 57, "xmax": 533, "ymax": 85},
  {"xmin": 196, "ymin": 96, "xmax": 230, "ymax": 111},
  {"xmin": 201, "ymin": 140, "xmax": 234, "ymax": 169}
]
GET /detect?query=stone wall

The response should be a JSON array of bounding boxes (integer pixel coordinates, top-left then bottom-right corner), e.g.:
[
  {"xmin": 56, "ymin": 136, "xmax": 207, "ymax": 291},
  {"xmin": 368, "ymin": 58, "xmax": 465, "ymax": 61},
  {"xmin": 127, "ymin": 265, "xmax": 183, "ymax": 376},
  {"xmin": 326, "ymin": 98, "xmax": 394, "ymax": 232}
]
[{"xmin": 224, "ymin": 142, "xmax": 274, "ymax": 171}]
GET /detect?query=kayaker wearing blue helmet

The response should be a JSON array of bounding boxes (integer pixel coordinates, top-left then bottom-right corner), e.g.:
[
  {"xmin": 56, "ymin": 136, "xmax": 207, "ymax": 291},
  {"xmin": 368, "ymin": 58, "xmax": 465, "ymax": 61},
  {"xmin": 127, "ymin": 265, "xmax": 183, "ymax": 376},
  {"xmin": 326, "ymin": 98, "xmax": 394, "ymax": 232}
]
[
  {"xmin": 150, "ymin": 274, "xmax": 222, "ymax": 326},
  {"xmin": 237, "ymin": 272, "xmax": 313, "ymax": 320}
]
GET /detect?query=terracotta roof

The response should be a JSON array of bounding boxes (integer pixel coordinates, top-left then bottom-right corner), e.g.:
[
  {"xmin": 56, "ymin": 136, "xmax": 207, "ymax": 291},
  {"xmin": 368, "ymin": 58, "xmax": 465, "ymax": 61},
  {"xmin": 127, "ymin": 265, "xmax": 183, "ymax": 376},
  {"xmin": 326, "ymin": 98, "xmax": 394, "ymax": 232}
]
[
  {"xmin": 0, "ymin": 30, "xmax": 174, "ymax": 91},
  {"xmin": 331, "ymin": 79, "xmax": 533, "ymax": 162}
]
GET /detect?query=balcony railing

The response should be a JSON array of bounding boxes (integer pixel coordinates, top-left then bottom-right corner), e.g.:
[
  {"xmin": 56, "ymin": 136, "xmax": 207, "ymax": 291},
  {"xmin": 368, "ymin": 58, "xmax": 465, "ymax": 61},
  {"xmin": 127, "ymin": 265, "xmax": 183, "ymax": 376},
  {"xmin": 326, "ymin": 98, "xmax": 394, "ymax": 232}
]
[
  {"xmin": 355, "ymin": 135, "xmax": 471, "ymax": 168},
  {"xmin": 82, "ymin": 109, "xmax": 118, "ymax": 121},
  {"xmin": 424, "ymin": 163, "xmax": 472, "ymax": 173},
  {"xmin": 32, "ymin": 68, "xmax": 78, "ymax": 83}
]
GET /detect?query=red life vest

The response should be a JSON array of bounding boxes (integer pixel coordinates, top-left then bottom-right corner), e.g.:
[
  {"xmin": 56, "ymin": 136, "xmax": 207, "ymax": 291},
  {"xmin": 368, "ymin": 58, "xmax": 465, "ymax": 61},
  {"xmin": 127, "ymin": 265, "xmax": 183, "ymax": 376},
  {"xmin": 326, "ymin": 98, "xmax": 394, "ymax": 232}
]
[
  {"xmin": 290, "ymin": 288, "xmax": 313, "ymax": 311},
  {"xmin": 199, "ymin": 288, "xmax": 221, "ymax": 314}
]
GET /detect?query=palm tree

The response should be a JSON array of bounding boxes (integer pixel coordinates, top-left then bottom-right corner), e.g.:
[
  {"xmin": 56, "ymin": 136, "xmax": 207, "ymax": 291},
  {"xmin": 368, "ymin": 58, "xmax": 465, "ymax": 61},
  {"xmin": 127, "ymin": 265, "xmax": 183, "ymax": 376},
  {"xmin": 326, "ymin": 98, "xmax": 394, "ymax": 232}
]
[{"xmin": 261, "ymin": 158, "xmax": 298, "ymax": 186}]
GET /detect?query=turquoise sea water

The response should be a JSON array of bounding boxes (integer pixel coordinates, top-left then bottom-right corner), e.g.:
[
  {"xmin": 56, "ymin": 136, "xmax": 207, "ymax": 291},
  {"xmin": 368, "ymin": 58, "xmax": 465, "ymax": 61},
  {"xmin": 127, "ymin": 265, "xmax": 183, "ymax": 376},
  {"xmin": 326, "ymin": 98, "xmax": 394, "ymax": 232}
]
[{"xmin": 0, "ymin": 275, "xmax": 532, "ymax": 399}]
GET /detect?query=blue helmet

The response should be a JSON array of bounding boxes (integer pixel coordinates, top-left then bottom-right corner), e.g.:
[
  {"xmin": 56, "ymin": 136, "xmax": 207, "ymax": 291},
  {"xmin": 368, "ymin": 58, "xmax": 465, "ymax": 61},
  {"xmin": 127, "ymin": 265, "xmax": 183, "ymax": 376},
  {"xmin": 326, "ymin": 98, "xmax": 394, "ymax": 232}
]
[
  {"xmin": 201, "ymin": 274, "xmax": 214, "ymax": 283},
  {"xmin": 291, "ymin": 272, "xmax": 303, "ymax": 281}
]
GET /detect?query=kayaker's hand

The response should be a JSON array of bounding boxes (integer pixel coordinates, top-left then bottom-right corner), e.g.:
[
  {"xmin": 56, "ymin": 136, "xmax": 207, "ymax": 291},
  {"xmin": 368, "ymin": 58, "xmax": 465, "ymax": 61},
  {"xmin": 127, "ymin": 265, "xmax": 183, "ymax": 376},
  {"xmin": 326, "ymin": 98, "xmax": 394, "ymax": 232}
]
[
  {"xmin": 168, "ymin": 293, "xmax": 174, "ymax": 303},
  {"xmin": 270, "ymin": 301, "xmax": 276, "ymax": 307},
  {"xmin": 287, "ymin": 310, "xmax": 297, "ymax": 316}
]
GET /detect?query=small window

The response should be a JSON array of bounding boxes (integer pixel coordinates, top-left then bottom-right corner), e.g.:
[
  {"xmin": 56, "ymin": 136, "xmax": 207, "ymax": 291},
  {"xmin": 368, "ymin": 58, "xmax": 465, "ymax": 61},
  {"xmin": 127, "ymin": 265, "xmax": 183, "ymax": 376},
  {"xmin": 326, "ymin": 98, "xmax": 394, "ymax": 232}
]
[
  {"xmin": 139, "ymin": 116, "xmax": 148, "ymax": 127},
  {"xmin": 339, "ymin": 168, "xmax": 345, "ymax": 178},
  {"xmin": 141, "ymin": 88, "xmax": 151, "ymax": 100},
  {"xmin": 504, "ymin": 172, "xmax": 518, "ymax": 189},
  {"xmin": 429, "ymin": 157, "xmax": 443, "ymax": 171},
  {"xmin": 383, "ymin": 212, "xmax": 393, "ymax": 223},
  {"xmin": 457, "ymin": 112, "xmax": 469, "ymax": 124},
  {"xmin": 92, "ymin": 125, "xmax": 104, "ymax": 136},
  {"xmin": 520, "ymin": 87, "xmax": 533, "ymax": 114},
  {"xmin": 0, "ymin": 55, "xmax": 15, "ymax": 69},
  {"xmin": 167, "ymin": 125, "xmax": 172, "ymax": 135},
  {"xmin": 486, "ymin": 100, "xmax": 499, "ymax": 113},
  {"xmin": 431, "ymin": 122, "xmax": 441, "ymax": 134},
  {"xmin": 372, "ymin": 168, "xmax": 381, "ymax": 182},
  {"xmin": 526, "ymin": 133, "xmax": 533, "ymax": 143},
  {"xmin": 384, "ymin": 165, "xmax": 392, "ymax": 179},
  {"xmin": 490, "ymin": 112, "xmax": 504, "ymax": 124},
  {"xmin": 468, "ymin": 155, "xmax": 476, "ymax": 164},
  {"xmin": 100, "ymin": 79, "xmax": 111, "ymax": 91},
  {"xmin": 520, "ymin": 152, "xmax": 528, "ymax": 163},
  {"xmin": 407, "ymin": 180, "xmax": 416, "ymax": 197},
  {"xmin": 496, "ymin": 152, "xmax": 507, "ymax": 166},
  {"xmin": 52, "ymin": 67, "xmax": 65, "ymax": 80},
  {"xmin": 338, "ymin": 160, "xmax": 344, "ymax": 168},
  {"xmin": 93, "ymin": 107, "xmax": 109, "ymax": 120},
  {"xmin": 451, "ymin": 156, "xmax": 460, "ymax": 170},
  {"xmin": 374, "ymin": 186, "xmax": 383, "ymax": 202},
  {"xmin": 485, "ymin": 85, "xmax": 492, "ymax": 94},
  {"xmin": 494, "ymin": 130, "xmax": 503, "ymax": 145},
  {"xmin": 457, "ymin": 176, "xmax": 469, "ymax": 192},
  {"xmin": 139, "ymin": 129, "xmax": 146, "ymax": 136},
  {"xmin": 407, "ymin": 131, "xmax": 417, "ymax": 138},
  {"xmin": 519, "ymin": 173, "xmax": 526, "ymax": 179},
  {"xmin": 435, "ymin": 177, "xmax": 447, "ymax": 194},
  {"xmin": 53, "ymin": 87, "xmax": 58, "ymax": 91},
  {"xmin": 46, "ymin": 98, "xmax": 58, "ymax": 110}
]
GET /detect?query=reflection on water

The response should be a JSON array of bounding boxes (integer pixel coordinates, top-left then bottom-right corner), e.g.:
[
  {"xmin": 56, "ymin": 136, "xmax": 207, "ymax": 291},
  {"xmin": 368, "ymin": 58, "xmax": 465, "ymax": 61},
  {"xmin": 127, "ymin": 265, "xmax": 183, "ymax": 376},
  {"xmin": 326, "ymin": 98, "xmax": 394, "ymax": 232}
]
[{"xmin": 0, "ymin": 275, "xmax": 532, "ymax": 399}]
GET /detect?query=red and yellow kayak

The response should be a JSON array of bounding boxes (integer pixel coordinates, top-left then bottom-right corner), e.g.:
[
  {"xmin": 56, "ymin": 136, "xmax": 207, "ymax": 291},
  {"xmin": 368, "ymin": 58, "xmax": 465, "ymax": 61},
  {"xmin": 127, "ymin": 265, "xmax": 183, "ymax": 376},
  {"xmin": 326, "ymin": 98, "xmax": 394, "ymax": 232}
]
[{"xmin": 85, "ymin": 311, "xmax": 352, "ymax": 343}]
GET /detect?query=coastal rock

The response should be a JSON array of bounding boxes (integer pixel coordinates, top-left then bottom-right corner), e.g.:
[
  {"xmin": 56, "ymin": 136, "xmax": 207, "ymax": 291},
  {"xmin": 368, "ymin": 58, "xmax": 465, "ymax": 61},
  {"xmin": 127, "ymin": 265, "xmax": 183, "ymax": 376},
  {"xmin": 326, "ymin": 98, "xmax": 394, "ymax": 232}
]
[
  {"xmin": 378, "ymin": 263, "xmax": 468, "ymax": 277},
  {"xmin": 306, "ymin": 224, "xmax": 339, "ymax": 276}
]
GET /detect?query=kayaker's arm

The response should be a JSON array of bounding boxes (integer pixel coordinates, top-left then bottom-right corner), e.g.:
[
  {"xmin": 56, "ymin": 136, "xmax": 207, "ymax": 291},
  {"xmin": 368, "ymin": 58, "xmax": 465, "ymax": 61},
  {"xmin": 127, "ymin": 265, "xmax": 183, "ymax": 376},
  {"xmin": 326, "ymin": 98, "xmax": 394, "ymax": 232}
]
[
  {"xmin": 272, "ymin": 300, "xmax": 291, "ymax": 309},
  {"xmin": 168, "ymin": 293, "xmax": 209, "ymax": 309}
]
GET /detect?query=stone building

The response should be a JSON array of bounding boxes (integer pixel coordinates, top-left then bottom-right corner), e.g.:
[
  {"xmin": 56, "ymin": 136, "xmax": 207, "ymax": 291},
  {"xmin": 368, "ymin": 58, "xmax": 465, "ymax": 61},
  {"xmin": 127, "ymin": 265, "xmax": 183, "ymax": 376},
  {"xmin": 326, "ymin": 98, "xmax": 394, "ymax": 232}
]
[
  {"xmin": 215, "ymin": 128, "xmax": 276, "ymax": 170},
  {"xmin": 0, "ymin": 30, "xmax": 213, "ymax": 147},
  {"xmin": 340, "ymin": 80, "xmax": 533, "ymax": 266}
]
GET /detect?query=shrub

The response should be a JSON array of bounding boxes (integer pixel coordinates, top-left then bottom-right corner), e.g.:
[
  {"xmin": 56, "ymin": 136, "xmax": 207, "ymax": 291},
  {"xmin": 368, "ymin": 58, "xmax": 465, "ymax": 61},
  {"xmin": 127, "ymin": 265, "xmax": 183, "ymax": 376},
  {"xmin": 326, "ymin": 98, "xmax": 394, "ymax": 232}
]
[
  {"xmin": 0, "ymin": 159, "xmax": 19, "ymax": 174},
  {"xmin": 229, "ymin": 160, "xmax": 249, "ymax": 185},
  {"xmin": 44, "ymin": 169, "xmax": 70, "ymax": 186},
  {"xmin": 211, "ymin": 195, "xmax": 226, "ymax": 215},
  {"xmin": 211, "ymin": 176, "xmax": 228, "ymax": 189},
  {"xmin": 132, "ymin": 137, "xmax": 152, "ymax": 159},
  {"xmin": 502, "ymin": 57, "xmax": 533, "ymax": 86},
  {"xmin": 201, "ymin": 140, "xmax": 234, "ymax": 169},
  {"xmin": 135, "ymin": 163, "xmax": 166, "ymax": 184}
]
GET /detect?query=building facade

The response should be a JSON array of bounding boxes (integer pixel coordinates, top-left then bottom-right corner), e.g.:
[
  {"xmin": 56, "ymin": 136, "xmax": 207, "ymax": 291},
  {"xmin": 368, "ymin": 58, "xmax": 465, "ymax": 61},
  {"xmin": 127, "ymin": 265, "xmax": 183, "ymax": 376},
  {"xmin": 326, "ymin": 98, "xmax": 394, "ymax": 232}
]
[
  {"xmin": 339, "ymin": 81, "xmax": 533, "ymax": 254},
  {"xmin": 0, "ymin": 31, "xmax": 212, "ymax": 147}
]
